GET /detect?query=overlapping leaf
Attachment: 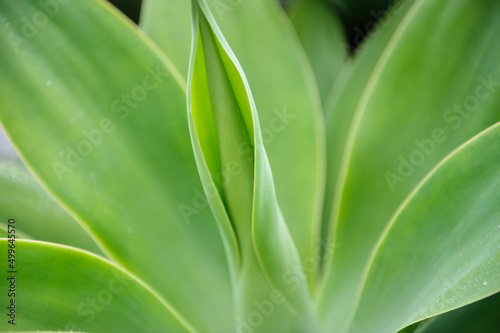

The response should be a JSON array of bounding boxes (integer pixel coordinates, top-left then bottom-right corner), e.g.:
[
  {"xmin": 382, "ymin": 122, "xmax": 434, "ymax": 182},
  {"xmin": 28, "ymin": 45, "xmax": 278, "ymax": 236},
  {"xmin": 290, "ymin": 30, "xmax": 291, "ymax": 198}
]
[
  {"xmin": 288, "ymin": 0, "xmax": 347, "ymax": 104},
  {"xmin": 0, "ymin": 1, "xmax": 232, "ymax": 331},
  {"xmin": 321, "ymin": 0, "xmax": 412, "ymax": 247},
  {"xmin": 0, "ymin": 160, "xmax": 102, "ymax": 254},
  {"xmin": 319, "ymin": 0, "xmax": 500, "ymax": 331},
  {"xmin": 0, "ymin": 239, "xmax": 192, "ymax": 332},
  {"xmin": 141, "ymin": 0, "xmax": 325, "ymax": 288},
  {"xmin": 347, "ymin": 122, "xmax": 500, "ymax": 332},
  {"xmin": 140, "ymin": 0, "xmax": 191, "ymax": 77},
  {"xmin": 0, "ymin": 130, "xmax": 19, "ymax": 161},
  {"xmin": 187, "ymin": 2, "xmax": 318, "ymax": 330}
]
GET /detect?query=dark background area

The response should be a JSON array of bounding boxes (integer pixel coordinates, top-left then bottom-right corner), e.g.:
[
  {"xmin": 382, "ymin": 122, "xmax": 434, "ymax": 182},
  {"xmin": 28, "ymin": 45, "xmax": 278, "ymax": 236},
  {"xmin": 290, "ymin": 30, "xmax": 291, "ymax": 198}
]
[
  {"xmin": 329, "ymin": 0, "xmax": 393, "ymax": 50},
  {"xmin": 108, "ymin": 0, "xmax": 143, "ymax": 23},
  {"xmin": 107, "ymin": 0, "xmax": 393, "ymax": 51}
]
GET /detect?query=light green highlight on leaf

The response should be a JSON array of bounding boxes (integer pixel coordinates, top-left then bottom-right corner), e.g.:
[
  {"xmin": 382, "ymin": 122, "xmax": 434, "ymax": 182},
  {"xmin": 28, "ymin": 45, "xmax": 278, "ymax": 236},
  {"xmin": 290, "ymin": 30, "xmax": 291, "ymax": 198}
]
[
  {"xmin": 0, "ymin": 0, "xmax": 232, "ymax": 331},
  {"xmin": 0, "ymin": 160, "xmax": 102, "ymax": 254},
  {"xmin": 0, "ymin": 239, "xmax": 193, "ymax": 332}
]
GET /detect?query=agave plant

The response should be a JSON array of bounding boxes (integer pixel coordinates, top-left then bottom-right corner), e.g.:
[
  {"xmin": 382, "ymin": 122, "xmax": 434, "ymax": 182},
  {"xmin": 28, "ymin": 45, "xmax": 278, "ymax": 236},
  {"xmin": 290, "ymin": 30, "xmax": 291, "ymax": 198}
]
[{"xmin": 1, "ymin": 0, "xmax": 500, "ymax": 332}]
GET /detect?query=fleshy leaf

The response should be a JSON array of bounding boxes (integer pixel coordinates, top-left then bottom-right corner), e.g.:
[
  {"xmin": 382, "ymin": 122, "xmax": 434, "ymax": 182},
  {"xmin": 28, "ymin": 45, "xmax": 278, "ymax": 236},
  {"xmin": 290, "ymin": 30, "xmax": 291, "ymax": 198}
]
[
  {"xmin": 288, "ymin": 0, "xmax": 347, "ymax": 104},
  {"xmin": 0, "ymin": 130, "xmax": 19, "ymax": 161},
  {"xmin": 319, "ymin": 1, "xmax": 500, "ymax": 331},
  {"xmin": 0, "ymin": 1, "xmax": 232, "ymax": 331},
  {"xmin": 0, "ymin": 160, "xmax": 102, "ymax": 254},
  {"xmin": 187, "ymin": 1, "xmax": 319, "ymax": 331},
  {"xmin": 347, "ymin": 122, "xmax": 500, "ymax": 332},
  {"xmin": 0, "ymin": 239, "xmax": 192, "ymax": 332},
  {"xmin": 140, "ymin": 0, "xmax": 191, "ymax": 78},
  {"xmin": 321, "ymin": 0, "xmax": 412, "ymax": 239},
  {"xmin": 141, "ymin": 0, "xmax": 326, "ymax": 287}
]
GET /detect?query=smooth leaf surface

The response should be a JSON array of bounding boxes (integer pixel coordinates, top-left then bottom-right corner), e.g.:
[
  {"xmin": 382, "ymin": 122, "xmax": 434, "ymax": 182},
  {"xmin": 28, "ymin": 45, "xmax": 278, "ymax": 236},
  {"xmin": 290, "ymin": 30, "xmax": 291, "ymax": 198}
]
[
  {"xmin": 347, "ymin": 122, "xmax": 500, "ymax": 332},
  {"xmin": 0, "ymin": 221, "xmax": 29, "ymax": 239},
  {"xmin": 0, "ymin": 160, "xmax": 102, "ymax": 254},
  {"xmin": 187, "ymin": 2, "xmax": 318, "ymax": 330},
  {"xmin": 0, "ymin": 129, "xmax": 19, "ymax": 161},
  {"xmin": 288, "ymin": 0, "xmax": 347, "ymax": 104},
  {"xmin": 141, "ymin": 0, "xmax": 326, "ymax": 287},
  {"xmin": 321, "ymin": 0, "xmax": 411, "ymax": 252},
  {"xmin": 140, "ymin": 0, "xmax": 191, "ymax": 78},
  {"xmin": 0, "ymin": 239, "xmax": 192, "ymax": 332},
  {"xmin": 0, "ymin": 1, "xmax": 232, "ymax": 331},
  {"xmin": 319, "ymin": 0, "xmax": 500, "ymax": 331}
]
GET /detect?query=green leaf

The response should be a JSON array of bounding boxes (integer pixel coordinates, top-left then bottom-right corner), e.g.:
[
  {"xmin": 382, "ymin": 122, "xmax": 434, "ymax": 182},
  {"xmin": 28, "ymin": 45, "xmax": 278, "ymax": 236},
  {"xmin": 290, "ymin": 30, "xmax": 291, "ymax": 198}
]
[
  {"xmin": 320, "ymin": 0, "xmax": 414, "ymax": 261},
  {"xmin": 319, "ymin": 0, "xmax": 500, "ymax": 331},
  {"xmin": 288, "ymin": 0, "xmax": 347, "ymax": 104},
  {"xmin": 321, "ymin": 0, "xmax": 411, "ymax": 254},
  {"xmin": 398, "ymin": 292, "xmax": 500, "ymax": 333},
  {"xmin": 140, "ymin": 0, "xmax": 191, "ymax": 78},
  {"xmin": 0, "ymin": 1, "xmax": 232, "ymax": 331},
  {"xmin": 0, "ymin": 221, "xmax": 29, "ymax": 239},
  {"xmin": 0, "ymin": 239, "xmax": 192, "ymax": 332},
  {"xmin": 0, "ymin": 160, "xmax": 103, "ymax": 254},
  {"xmin": 141, "ymin": 0, "xmax": 326, "ymax": 288},
  {"xmin": 187, "ymin": 2, "xmax": 319, "ymax": 330},
  {"xmin": 346, "ymin": 122, "xmax": 500, "ymax": 333},
  {"xmin": 0, "ymin": 130, "xmax": 20, "ymax": 161},
  {"xmin": 203, "ymin": 1, "xmax": 325, "ymax": 287}
]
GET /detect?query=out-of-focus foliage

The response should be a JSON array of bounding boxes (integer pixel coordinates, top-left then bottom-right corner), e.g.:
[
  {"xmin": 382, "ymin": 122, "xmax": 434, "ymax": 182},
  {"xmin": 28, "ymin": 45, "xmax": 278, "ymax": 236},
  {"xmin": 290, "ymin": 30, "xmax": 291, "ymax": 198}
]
[{"xmin": 1, "ymin": 0, "xmax": 500, "ymax": 332}]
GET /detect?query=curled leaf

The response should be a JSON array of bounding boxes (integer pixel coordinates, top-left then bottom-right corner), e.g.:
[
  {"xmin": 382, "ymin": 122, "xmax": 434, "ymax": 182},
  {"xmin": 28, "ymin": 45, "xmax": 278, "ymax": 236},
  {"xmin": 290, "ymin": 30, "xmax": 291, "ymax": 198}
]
[{"xmin": 187, "ymin": 1, "xmax": 318, "ymax": 330}]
